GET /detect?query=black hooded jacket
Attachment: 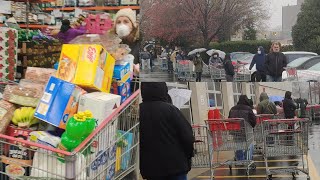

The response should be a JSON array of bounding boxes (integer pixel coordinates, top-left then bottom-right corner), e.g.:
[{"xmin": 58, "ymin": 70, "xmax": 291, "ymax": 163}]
[
  {"xmin": 139, "ymin": 83, "xmax": 195, "ymax": 178},
  {"xmin": 228, "ymin": 95, "xmax": 257, "ymax": 128},
  {"xmin": 283, "ymin": 91, "xmax": 297, "ymax": 118},
  {"xmin": 265, "ymin": 52, "xmax": 288, "ymax": 77}
]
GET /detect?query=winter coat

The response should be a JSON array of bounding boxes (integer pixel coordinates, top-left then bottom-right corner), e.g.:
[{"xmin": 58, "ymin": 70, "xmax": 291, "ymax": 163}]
[
  {"xmin": 122, "ymin": 39, "xmax": 141, "ymax": 64},
  {"xmin": 193, "ymin": 56, "xmax": 204, "ymax": 73},
  {"xmin": 265, "ymin": 52, "xmax": 288, "ymax": 77},
  {"xmin": 176, "ymin": 54, "xmax": 183, "ymax": 61},
  {"xmin": 283, "ymin": 91, "xmax": 297, "ymax": 119},
  {"xmin": 139, "ymin": 83, "xmax": 195, "ymax": 178},
  {"xmin": 223, "ymin": 60, "xmax": 235, "ymax": 76},
  {"xmin": 296, "ymin": 98, "xmax": 308, "ymax": 118},
  {"xmin": 209, "ymin": 57, "xmax": 222, "ymax": 66},
  {"xmin": 140, "ymin": 51, "xmax": 151, "ymax": 59},
  {"xmin": 228, "ymin": 95, "xmax": 257, "ymax": 128},
  {"xmin": 250, "ymin": 46, "xmax": 266, "ymax": 72},
  {"xmin": 57, "ymin": 28, "xmax": 86, "ymax": 44},
  {"xmin": 257, "ymin": 92, "xmax": 277, "ymax": 115}
]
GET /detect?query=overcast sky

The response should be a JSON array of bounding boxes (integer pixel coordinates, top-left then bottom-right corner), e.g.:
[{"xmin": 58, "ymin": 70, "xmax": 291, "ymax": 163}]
[{"xmin": 267, "ymin": 0, "xmax": 297, "ymax": 30}]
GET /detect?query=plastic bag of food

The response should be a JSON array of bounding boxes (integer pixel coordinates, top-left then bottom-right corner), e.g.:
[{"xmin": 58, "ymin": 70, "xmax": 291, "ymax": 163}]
[
  {"xmin": 109, "ymin": 44, "xmax": 131, "ymax": 61},
  {"xmin": 19, "ymin": 79, "xmax": 45, "ymax": 98},
  {"xmin": 0, "ymin": 100, "xmax": 16, "ymax": 133},
  {"xmin": 25, "ymin": 67, "xmax": 56, "ymax": 84},
  {"xmin": 2, "ymin": 84, "xmax": 40, "ymax": 107}
]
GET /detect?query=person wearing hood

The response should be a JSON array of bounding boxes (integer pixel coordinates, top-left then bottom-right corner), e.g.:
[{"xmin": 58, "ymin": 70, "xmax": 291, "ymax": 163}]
[
  {"xmin": 228, "ymin": 95, "xmax": 256, "ymax": 161},
  {"xmin": 223, "ymin": 54, "xmax": 235, "ymax": 82},
  {"xmin": 256, "ymin": 92, "xmax": 277, "ymax": 115},
  {"xmin": 57, "ymin": 19, "xmax": 86, "ymax": 44},
  {"xmin": 265, "ymin": 42, "xmax": 288, "ymax": 82},
  {"xmin": 209, "ymin": 52, "xmax": 223, "ymax": 66},
  {"xmin": 139, "ymin": 83, "xmax": 194, "ymax": 180},
  {"xmin": 283, "ymin": 91, "xmax": 297, "ymax": 119},
  {"xmin": 249, "ymin": 46, "xmax": 267, "ymax": 82},
  {"xmin": 193, "ymin": 52, "xmax": 204, "ymax": 82}
]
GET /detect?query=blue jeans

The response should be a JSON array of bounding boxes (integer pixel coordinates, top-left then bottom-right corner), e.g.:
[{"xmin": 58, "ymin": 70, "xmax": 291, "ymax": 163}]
[
  {"xmin": 147, "ymin": 174, "xmax": 187, "ymax": 180},
  {"xmin": 266, "ymin": 75, "xmax": 282, "ymax": 82}
]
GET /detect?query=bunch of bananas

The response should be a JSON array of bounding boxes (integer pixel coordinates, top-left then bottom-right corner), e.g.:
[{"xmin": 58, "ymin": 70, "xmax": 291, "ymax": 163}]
[{"xmin": 12, "ymin": 107, "xmax": 39, "ymax": 128}]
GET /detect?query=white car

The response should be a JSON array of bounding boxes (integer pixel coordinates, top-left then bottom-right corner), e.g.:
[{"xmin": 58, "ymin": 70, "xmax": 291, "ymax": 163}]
[{"xmin": 242, "ymin": 51, "xmax": 318, "ymax": 81}]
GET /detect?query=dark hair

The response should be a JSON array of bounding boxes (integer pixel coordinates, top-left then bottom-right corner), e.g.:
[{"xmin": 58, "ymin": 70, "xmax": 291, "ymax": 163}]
[
  {"xmin": 60, "ymin": 19, "xmax": 71, "ymax": 33},
  {"xmin": 224, "ymin": 54, "xmax": 231, "ymax": 61}
]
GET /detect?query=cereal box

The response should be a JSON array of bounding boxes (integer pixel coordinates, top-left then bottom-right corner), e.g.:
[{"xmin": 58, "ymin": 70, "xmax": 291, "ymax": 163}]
[
  {"xmin": 56, "ymin": 44, "xmax": 115, "ymax": 92},
  {"xmin": 34, "ymin": 76, "xmax": 86, "ymax": 129},
  {"xmin": 111, "ymin": 74, "xmax": 131, "ymax": 104}
]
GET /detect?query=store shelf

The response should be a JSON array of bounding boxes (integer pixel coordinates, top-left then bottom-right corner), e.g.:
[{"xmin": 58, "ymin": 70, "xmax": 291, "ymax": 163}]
[
  {"xmin": 44, "ymin": 5, "xmax": 140, "ymax": 11},
  {"xmin": 0, "ymin": 23, "xmax": 48, "ymax": 28}
]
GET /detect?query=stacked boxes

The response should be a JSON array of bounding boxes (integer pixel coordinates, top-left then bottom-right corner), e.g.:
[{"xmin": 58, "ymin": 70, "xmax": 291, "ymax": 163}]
[
  {"xmin": 0, "ymin": 28, "xmax": 17, "ymax": 80},
  {"xmin": 111, "ymin": 62, "xmax": 131, "ymax": 103}
]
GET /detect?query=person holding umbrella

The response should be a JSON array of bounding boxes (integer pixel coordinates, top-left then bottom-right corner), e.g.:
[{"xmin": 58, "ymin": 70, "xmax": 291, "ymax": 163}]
[
  {"xmin": 223, "ymin": 54, "xmax": 235, "ymax": 82},
  {"xmin": 193, "ymin": 52, "xmax": 204, "ymax": 82}
]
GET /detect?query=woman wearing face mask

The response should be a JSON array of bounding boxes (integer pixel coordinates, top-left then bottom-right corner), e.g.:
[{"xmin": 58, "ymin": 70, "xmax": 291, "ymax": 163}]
[
  {"xmin": 209, "ymin": 52, "xmax": 222, "ymax": 67},
  {"xmin": 249, "ymin": 46, "xmax": 267, "ymax": 82},
  {"xmin": 193, "ymin": 53, "xmax": 204, "ymax": 82}
]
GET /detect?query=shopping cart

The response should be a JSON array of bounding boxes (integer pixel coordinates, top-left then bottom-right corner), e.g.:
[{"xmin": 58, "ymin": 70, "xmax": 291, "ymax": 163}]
[
  {"xmin": 285, "ymin": 67, "xmax": 298, "ymax": 81},
  {"xmin": 234, "ymin": 64, "xmax": 251, "ymax": 82},
  {"xmin": 262, "ymin": 118, "xmax": 310, "ymax": 180},
  {"xmin": 205, "ymin": 118, "xmax": 256, "ymax": 179},
  {"xmin": 209, "ymin": 65, "xmax": 225, "ymax": 81},
  {"xmin": 0, "ymin": 83, "xmax": 140, "ymax": 180},
  {"xmin": 191, "ymin": 125, "xmax": 211, "ymax": 169},
  {"xmin": 159, "ymin": 57, "xmax": 168, "ymax": 71},
  {"xmin": 176, "ymin": 60, "xmax": 194, "ymax": 81}
]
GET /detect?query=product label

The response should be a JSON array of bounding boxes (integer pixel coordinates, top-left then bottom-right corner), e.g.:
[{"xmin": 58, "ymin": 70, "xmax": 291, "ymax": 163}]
[
  {"xmin": 0, "ymin": 107, "xmax": 8, "ymax": 119},
  {"xmin": 85, "ymin": 46, "xmax": 97, "ymax": 63},
  {"xmin": 41, "ymin": 92, "xmax": 52, "ymax": 103},
  {"xmin": 36, "ymin": 102, "xmax": 49, "ymax": 116}
]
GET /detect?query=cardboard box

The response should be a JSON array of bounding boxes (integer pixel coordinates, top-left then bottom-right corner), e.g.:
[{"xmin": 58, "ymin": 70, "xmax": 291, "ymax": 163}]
[
  {"xmin": 115, "ymin": 130, "xmax": 133, "ymax": 172},
  {"xmin": 111, "ymin": 74, "xmax": 131, "ymax": 103},
  {"xmin": 56, "ymin": 44, "xmax": 115, "ymax": 92},
  {"xmin": 34, "ymin": 76, "xmax": 86, "ymax": 129},
  {"xmin": 113, "ymin": 62, "xmax": 130, "ymax": 80},
  {"xmin": 79, "ymin": 92, "xmax": 121, "ymax": 126}
]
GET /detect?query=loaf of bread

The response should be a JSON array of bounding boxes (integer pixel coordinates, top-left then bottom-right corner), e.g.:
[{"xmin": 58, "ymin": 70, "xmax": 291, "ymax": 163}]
[
  {"xmin": 25, "ymin": 67, "xmax": 56, "ymax": 84},
  {"xmin": 19, "ymin": 79, "xmax": 45, "ymax": 98},
  {"xmin": 2, "ymin": 84, "xmax": 40, "ymax": 107},
  {"xmin": 0, "ymin": 100, "xmax": 16, "ymax": 133}
]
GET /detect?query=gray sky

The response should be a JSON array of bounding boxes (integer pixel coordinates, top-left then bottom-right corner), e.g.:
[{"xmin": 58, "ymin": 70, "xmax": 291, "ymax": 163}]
[{"xmin": 267, "ymin": 0, "xmax": 297, "ymax": 30}]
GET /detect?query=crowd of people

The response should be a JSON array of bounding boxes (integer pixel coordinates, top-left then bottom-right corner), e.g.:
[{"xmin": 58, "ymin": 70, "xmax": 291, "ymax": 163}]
[{"xmin": 140, "ymin": 42, "xmax": 289, "ymax": 82}]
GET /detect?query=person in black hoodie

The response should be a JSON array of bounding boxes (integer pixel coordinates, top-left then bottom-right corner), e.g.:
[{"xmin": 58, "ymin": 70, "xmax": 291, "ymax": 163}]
[
  {"xmin": 228, "ymin": 95, "xmax": 256, "ymax": 161},
  {"xmin": 283, "ymin": 91, "xmax": 297, "ymax": 119},
  {"xmin": 265, "ymin": 42, "xmax": 288, "ymax": 82},
  {"xmin": 249, "ymin": 46, "xmax": 267, "ymax": 82},
  {"xmin": 223, "ymin": 54, "xmax": 235, "ymax": 82},
  {"xmin": 139, "ymin": 82, "xmax": 194, "ymax": 180}
]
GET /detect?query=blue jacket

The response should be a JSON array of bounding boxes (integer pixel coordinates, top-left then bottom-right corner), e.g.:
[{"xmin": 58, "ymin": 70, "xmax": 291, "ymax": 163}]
[{"xmin": 250, "ymin": 47, "xmax": 266, "ymax": 72}]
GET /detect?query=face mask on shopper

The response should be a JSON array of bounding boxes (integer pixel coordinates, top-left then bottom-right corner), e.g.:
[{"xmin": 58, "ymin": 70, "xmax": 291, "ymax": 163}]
[
  {"xmin": 116, "ymin": 24, "xmax": 131, "ymax": 38},
  {"xmin": 258, "ymin": 50, "xmax": 261, "ymax": 54},
  {"xmin": 213, "ymin": 55, "xmax": 218, "ymax": 58},
  {"xmin": 197, "ymin": 54, "xmax": 200, "ymax": 57}
]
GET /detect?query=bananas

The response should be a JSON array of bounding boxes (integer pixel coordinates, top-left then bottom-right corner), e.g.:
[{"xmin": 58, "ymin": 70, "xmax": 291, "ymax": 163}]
[{"xmin": 12, "ymin": 107, "xmax": 39, "ymax": 128}]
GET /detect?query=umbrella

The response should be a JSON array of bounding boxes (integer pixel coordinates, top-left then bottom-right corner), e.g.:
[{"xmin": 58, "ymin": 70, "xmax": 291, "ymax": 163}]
[
  {"xmin": 206, "ymin": 49, "xmax": 226, "ymax": 59},
  {"xmin": 269, "ymin": 96, "xmax": 284, "ymax": 102},
  {"xmin": 168, "ymin": 88, "xmax": 192, "ymax": 109},
  {"xmin": 188, "ymin": 48, "xmax": 206, "ymax": 56}
]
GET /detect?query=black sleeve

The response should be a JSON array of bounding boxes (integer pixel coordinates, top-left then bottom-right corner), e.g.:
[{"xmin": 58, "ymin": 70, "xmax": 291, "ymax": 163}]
[
  {"xmin": 265, "ymin": 54, "xmax": 270, "ymax": 74},
  {"xmin": 290, "ymin": 100, "xmax": 297, "ymax": 110},
  {"xmin": 248, "ymin": 108, "xmax": 257, "ymax": 128},
  {"xmin": 131, "ymin": 41, "xmax": 141, "ymax": 64},
  {"xmin": 249, "ymin": 55, "xmax": 256, "ymax": 70},
  {"xmin": 228, "ymin": 61, "xmax": 235, "ymax": 75},
  {"xmin": 283, "ymin": 54, "xmax": 288, "ymax": 68},
  {"xmin": 171, "ymin": 107, "xmax": 195, "ymax": 158}
]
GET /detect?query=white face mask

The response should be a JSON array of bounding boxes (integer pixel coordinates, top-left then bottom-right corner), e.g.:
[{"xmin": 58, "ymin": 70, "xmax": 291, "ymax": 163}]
[
  {"xmin": 213, "ymin": 55, "xmax": 218, "ymax": 58},
  {"xmin": 197, "ymin": 54, "xmax": 200, "ymax": 57},
  {"xmin": 116, "ymin": 24, "xmax": 131, "ymax": 38},
  {"xmin": 258, "ymin": 50, "xmax": 261, "ymax": 54}
]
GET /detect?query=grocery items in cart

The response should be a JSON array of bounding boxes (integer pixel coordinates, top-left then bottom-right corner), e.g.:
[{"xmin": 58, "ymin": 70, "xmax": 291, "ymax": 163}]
[
  {"xmin": 12, "ymin": 107, "xmax": 39, "ymax": 128},
  {"xmin": 116, "ymin": 130, "xmax": 133, "ymax": 172},
  {"xmin": 2, "ymin": 84, "xmax": 41, "ymax": 107},
  {"xmin": 24, "ymin": 67, "xmax": 56, "ymax": 84},
  {"xmin": 0, "ymin": 100, "xmax": 16, "ymax": 133},
  {"xmin": 56, "ymin": 44, "xmax": 116, "ymax": 92},
  {"xmin": 0, "ymin": 28, "xmax": 18, "ymax": 80},
  {"xmin": 34, "ymin": 76, "xmax": 87, "ymax": 129}
]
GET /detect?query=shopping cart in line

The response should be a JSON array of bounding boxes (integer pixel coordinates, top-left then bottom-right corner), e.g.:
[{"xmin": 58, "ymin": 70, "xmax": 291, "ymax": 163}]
[
  {"xmin": 204, "ymin": 119, "xmax": 256, "ymax": 179},
  {"xmin": 191, "ymin": 125, "xmax": 211, "ymax": 169},
  {"xmin": 254, "ymin": 114, "xmax": 281, "ymax": 154},
  {"xmin": 0, "ymin": 82, "xmax": 140, "ymax": 180},
  {"xmin": 209, "ymin": 65, "xmax": 225, "ymax": 81},
  {"xmin": 176, "ymin": 60, "xmax": 194, "ymax": 81},
  {"xmin": 159, "ymin": 57, "xmax": 168, "ymax": 71},
  {"xmin": 285, "ymin": 67, "xmax": 298, "ymax": 81},
  {"xmin": 234, "ymin": 64, "xmax": 251, "ymax": 82},
  {"xmin": 262, "ymin": 118, "xmax": 310, "ymax": 180}
]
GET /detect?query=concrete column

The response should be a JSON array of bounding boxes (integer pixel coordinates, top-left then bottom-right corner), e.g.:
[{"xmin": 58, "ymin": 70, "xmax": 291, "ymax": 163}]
[
  {"xmin": 221, "ymin": 82, "xmax": 234, "ymax": 117},
  {"xmin": 189, "ymin": 82, "xmax": 208, "ymax": 125}
]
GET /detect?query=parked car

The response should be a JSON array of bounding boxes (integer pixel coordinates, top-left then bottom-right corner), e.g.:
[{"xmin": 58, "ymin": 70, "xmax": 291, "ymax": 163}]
[
  {"xmin": 237, "ymin": 54, "xmax": 255, "ymax": 65},
  {"xmin": 230, "ymin": 52, "xmax": 253, "ymax": 65},
  {"xmin": 244, "ymin": 51, "xmax": 318, "ymax": 81},
  {"xmin": 286, "ymin": 56, "xmax": 320, "ymax": 70}
]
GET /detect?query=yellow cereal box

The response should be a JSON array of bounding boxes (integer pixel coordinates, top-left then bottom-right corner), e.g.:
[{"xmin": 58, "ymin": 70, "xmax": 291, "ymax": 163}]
[{"xmin": 56, "ymin": 44, "xmax": 115, "ymax": 92}]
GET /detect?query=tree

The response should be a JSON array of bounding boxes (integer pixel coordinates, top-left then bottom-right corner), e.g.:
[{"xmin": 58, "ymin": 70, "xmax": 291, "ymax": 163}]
[
  {"xmin": 243, "ymin": 22, "xmax": 257, "ymax": 40},
  {"xmin": 292, "ymin": 0, "xmax": 320, "ymax": 54},
  {"xmin": 141, "ymin": 0, "xmax": 266, "ymax": 48}
]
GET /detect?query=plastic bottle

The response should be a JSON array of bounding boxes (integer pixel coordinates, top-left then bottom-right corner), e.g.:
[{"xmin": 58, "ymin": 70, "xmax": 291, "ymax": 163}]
[{"xmin": 57, "ymin": 111, "xmax": 96, "ymax": 159}]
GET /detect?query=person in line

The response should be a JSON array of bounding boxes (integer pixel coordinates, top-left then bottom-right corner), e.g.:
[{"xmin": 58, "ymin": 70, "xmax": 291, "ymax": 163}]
[
  {"xmin": 57, "ymin": 19, "xmax": 86, "ymax": 44},
  {"xmin": 209, "ymin": 52, "xmax": 223, "ymax": 66},
  {"xmin": 140, "ymin": 49, "xmax": 151, "ymax": 71},
  {"xmin": 256, "ymin": 92, "xmax": 277, "ymax": 115},
  {"xmin": 228, "ymin": 95, "xmax": 256, "ymax": 161},
  {"xmin": 265, "ymin": 42, "xmax": 288, "ymax": 82},
  {"xmin": 223, "ymin": 54, "xmax": 235, "ymax": 82},
  {"xmin": 296, "ymin": 98, "xmax": 308, "ymax": 118},
  {"xmin": 193, "ymin": 52, "xmax": 204, "ymax": 82},
  {"xmin": 140, "ymin": 82, "xmax": 194, "ymax": 180},
  {"xmin": 283, "ymin": 91, "xmax": 297, "ymax": 119},
  {"xmin": 249, "ymin": 46, "xmax": 267, "ymax": 82}
]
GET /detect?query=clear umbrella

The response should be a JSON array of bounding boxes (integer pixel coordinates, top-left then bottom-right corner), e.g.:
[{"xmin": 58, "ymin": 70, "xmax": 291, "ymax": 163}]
[
  {"xmin": 168, "ymin": 88, "xmax": 192, "ymax": 110},
  {"xmin": 188, "ymin": 48, "xmax": 206, "ymax": 56},
  {"xmin": 206, "ymin": 49, "xmax": 226, "ymax": 59}
]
